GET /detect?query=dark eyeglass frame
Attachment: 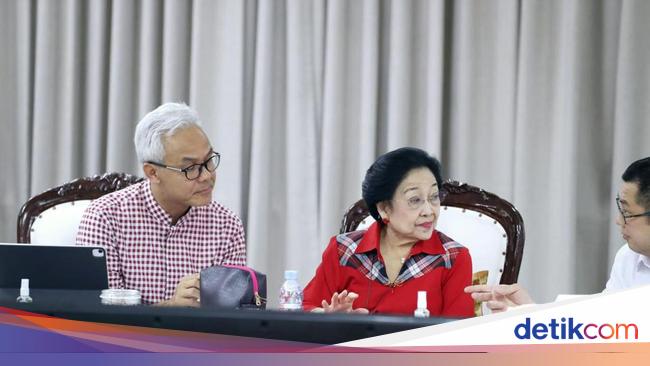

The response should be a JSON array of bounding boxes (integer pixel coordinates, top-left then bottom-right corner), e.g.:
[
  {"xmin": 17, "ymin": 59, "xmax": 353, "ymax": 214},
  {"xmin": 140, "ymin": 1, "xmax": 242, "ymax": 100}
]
[
  {"xmin": 147, "ymin": 152, "xmax": 221, "ymax": 181},
  {"xmin": 615, "ymin": 195, "xmax": 650, "ymax": 224}
]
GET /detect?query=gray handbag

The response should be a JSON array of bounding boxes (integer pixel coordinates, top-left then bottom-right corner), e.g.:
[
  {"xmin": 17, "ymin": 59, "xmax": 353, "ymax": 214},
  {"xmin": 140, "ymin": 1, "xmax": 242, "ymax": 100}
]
[{"xmin": 200, "ymin": 265, "xmax": 267, "ymax": 309}]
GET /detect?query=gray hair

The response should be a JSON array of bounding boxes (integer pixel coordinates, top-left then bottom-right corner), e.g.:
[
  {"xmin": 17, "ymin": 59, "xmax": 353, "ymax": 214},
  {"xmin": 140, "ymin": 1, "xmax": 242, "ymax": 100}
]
[{"xmin": 134, "ymin": 102, "xmax": 203, "ymax": 163}]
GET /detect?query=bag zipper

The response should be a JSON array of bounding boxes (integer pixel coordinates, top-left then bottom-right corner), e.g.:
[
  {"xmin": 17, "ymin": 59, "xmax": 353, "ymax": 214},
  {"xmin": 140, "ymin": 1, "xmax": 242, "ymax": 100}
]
[{"xmin": 222, "ymin": 264, "xmax": 265, "ymax": 306}]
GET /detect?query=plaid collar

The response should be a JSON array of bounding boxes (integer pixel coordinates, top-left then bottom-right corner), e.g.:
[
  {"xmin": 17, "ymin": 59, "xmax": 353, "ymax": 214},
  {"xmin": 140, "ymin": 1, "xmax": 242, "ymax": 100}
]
[
  {"xmin": 353, "ymin": 221, "xmax": 446, "ymax": 258},
  {"xmin": 143, "ymin": 180, "xmax": 194, "ymax": 227},
  {"xmin": 338, "ymin": 222, "xmax": 463, "ymax": 286}
]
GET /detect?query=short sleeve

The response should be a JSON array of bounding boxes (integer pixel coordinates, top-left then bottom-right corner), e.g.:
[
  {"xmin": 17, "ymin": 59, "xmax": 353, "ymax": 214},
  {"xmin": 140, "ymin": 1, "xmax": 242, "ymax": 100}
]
[
  {"xmin": 221, "ymin": 216, "xmax": 247, "ymax": 266},
  {"xmin": 76, "ymin": 206, "xmax": 125, "ymax": 289}
]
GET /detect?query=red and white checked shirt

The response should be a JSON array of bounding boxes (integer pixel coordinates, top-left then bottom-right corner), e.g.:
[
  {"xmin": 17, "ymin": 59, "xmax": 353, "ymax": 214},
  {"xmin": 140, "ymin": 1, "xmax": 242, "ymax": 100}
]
[{"xmin": 76, "ymin": 180, "xmax": 246, "ymax": 304}]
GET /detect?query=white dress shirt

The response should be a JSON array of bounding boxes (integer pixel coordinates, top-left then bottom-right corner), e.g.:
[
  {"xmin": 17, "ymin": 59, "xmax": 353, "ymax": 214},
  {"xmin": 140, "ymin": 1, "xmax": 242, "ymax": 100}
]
[{"xmin": 605, "ymin": 244, "xmax": 650, "ymax": 291}]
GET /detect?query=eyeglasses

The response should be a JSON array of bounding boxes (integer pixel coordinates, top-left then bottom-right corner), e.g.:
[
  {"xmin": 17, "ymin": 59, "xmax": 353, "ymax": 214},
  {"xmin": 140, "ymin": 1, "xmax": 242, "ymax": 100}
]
[
  {"xmin": 615, "ymin": 195, "xmax": 650, "ymax": 224},
  {"xmin": 399, "ymin": 191, "xmax": 445, "ymax": 210},
  {"xmin": 148, "ymin": 152, "xmax": 221, "ymax": 181}
]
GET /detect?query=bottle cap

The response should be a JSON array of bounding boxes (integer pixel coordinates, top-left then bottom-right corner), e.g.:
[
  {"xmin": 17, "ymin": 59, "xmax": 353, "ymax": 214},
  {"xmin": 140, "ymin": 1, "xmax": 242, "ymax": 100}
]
[
  {"xmin": 20, "ymin": 278, "xmax": 30, "ymax": 297},
  {"xmin": 417, "ymin": 291, "xmax": 427, "ymax": 309},
  {"xmin": 284, "ymin": 270, "xmax": 298, "ymax": 280}
]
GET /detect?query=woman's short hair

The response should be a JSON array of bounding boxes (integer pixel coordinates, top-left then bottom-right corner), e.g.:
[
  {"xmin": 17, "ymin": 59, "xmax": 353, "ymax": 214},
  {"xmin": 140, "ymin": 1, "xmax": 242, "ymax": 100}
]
[
  {"xmin": 134, "ymin": 102, "xmax": 203, "ymax": 163},
  {"xmin": 362, "ymin": 147, "xmax": 443, "ymax": 223}
]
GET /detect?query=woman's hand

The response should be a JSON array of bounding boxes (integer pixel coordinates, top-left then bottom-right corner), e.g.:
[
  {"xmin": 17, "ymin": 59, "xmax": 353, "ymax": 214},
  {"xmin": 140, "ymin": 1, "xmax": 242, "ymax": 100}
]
[{"xmin": 312, "ymin": 290, "xmax": 369, "ymax": 314}]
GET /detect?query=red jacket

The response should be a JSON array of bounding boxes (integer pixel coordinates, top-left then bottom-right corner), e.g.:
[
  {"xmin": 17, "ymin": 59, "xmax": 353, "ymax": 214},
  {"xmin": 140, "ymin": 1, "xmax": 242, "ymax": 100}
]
[{"xmin": 303, "ymin": 222, "xmax": 474, "ymax": 317}]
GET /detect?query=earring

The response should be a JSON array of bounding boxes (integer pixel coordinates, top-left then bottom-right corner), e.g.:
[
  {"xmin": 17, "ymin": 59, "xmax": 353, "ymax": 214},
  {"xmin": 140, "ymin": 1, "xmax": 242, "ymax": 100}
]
[{"xmin": 382, "ymin": 217, "xmax": 390, "ymax": 224}]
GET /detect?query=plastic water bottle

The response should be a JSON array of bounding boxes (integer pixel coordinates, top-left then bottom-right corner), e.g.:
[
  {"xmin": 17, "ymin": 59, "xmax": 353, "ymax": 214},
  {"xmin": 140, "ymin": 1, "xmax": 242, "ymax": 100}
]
[
  {"xmin": 279, "ymin": 270, "xmax": 303, "ymax": 311},
  {"xmin": 413, "ymin": 291, "xmax": 430, "ymax": 318}
]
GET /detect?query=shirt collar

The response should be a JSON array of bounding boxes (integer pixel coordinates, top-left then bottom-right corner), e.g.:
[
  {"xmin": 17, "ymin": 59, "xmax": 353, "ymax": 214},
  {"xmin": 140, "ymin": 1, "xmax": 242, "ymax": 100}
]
[
  {"xmin": 354, "ymin": 221, "xmax": 446, "ymax": 256},
  {"xmin": 636, "ymin": 252, "xmax": 650, "ymax": 270},
  {"xmin": 142, "ymin": 180, "xmax": 195, "ymax": 226}
]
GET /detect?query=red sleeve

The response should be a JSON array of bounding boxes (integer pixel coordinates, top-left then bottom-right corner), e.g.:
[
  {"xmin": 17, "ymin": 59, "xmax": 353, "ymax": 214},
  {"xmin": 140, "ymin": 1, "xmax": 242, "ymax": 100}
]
[
  {"xmin": 441, "ymin": 247, "xmax": 474, "ymax": 317},
  {"xmin": 76, "ymin": 207, "xmax": 125, "ymax": 289},
  {"xmin": 302, "ymin": 236, "xmax": 341, "ymax": 311}
]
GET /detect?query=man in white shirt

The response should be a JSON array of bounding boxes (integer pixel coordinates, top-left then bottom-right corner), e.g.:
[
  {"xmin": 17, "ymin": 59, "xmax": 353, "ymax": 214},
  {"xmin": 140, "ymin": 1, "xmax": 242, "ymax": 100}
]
[
  {"xmin": 605, "ymin": 245, "xmax": 650, "ymax": 290},
  {"xmin": 606, "ymin": 157, "xmax": 650, "ymax": 290},
  {"xmin": 465, "ymin": 157, "xmax": 650, "ymax": 311}
]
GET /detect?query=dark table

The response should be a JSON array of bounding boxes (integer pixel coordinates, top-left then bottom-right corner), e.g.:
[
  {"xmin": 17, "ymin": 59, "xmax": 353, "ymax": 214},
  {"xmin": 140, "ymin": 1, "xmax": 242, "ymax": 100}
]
[{"xmin": 0, "ymin": 288, "xmax": 457, "ymax": 344}]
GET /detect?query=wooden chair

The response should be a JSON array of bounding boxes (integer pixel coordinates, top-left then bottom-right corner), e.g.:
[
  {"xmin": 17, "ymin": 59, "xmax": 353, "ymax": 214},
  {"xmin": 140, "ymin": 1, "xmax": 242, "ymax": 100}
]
[
  {"xmin": 340, "ymin": 180, "xmax": 525, "ymax": 285},
  {"xmin": 17, "ymin": 173, "xmax": 143, "ymax": 244}
]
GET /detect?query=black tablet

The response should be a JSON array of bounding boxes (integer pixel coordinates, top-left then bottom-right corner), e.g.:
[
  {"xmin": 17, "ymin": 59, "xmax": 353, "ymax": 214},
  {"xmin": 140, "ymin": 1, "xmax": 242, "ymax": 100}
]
[{"xmin": 0, "ymin": 243, "xmax": 108, "ymax": 290}]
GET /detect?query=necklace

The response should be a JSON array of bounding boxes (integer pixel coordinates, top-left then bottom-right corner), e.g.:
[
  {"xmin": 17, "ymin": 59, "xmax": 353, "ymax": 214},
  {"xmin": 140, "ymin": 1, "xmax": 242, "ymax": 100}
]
[{"xmin": 380, "ymin": 229, "xmax": 412, "ymax": 266}]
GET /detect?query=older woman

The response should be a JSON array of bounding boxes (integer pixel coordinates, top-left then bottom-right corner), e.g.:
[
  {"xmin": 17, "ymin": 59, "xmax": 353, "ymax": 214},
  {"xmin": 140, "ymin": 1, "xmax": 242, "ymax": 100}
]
[{"xmin": 303, "ymin": 147, "xmax": 474, "ymax": 316}]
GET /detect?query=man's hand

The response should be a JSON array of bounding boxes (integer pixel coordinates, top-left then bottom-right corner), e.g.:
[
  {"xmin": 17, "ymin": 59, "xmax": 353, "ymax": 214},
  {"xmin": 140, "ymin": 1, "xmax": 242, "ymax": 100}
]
[
  {"xmin": 311, "ymin": 290, "xmax": 369, "ymax": 314},
  {"xmin": 156, "ymin": 273, "xmax": 201, "ymax": 307},
  {"xmin": 464, "ymin": 283, "xmax": 534, "ymax": 313}
]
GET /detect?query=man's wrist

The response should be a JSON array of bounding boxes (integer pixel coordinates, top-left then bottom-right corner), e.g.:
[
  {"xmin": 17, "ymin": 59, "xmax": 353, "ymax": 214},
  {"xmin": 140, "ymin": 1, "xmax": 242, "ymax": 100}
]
[{"xmin": 154, "ymin": 298, "xmax": 175, "ymax": 307}]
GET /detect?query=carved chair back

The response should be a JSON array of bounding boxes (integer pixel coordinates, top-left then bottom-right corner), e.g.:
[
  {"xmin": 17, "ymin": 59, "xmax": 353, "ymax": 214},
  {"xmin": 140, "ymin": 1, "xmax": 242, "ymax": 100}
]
[
  {"xmin": 340, "ymin": 180, "xmax": 525, "ymax": 285},
  {"xmin": 17, "ymin": 173, "xmax": 143, "ymax": 244}
]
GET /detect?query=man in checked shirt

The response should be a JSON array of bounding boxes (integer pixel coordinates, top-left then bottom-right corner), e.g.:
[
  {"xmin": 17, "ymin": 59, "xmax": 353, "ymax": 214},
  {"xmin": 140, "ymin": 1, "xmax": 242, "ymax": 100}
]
[{"xmin": 76, "ymin": 103, "xmax": 247, "ymax": 306}]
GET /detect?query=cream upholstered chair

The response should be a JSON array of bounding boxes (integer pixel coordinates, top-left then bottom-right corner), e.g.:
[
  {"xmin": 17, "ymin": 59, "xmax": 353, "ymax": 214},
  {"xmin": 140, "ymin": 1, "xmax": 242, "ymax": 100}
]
[
  {"xmin": 340, "ymin": 180, "xmax": 525, "ymax": 285},
  {"xmin": 17, "ymin": 173, "xmax": 143, "ymax": 245}
]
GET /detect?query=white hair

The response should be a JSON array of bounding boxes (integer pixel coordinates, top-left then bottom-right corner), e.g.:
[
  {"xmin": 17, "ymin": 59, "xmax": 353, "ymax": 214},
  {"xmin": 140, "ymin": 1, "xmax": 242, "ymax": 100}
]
[{"xmin": 134, "ymin": 102, "xmax": 203, "ymax": 163}]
